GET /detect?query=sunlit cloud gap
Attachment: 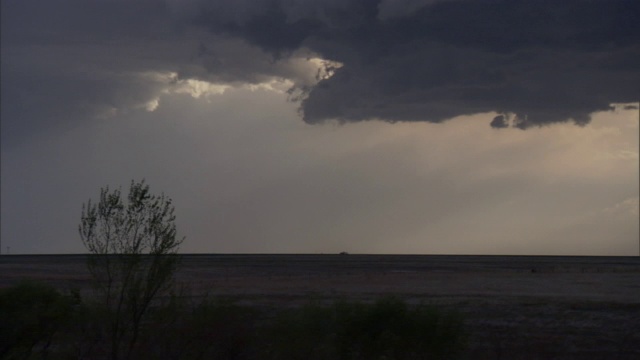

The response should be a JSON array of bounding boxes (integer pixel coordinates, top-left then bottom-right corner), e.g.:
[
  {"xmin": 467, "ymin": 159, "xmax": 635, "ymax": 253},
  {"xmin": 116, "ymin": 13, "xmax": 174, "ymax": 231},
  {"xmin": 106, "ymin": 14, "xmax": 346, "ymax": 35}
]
[{"xmin": 137, "ymin": 57, "xmax": 343, "ymax": 112}]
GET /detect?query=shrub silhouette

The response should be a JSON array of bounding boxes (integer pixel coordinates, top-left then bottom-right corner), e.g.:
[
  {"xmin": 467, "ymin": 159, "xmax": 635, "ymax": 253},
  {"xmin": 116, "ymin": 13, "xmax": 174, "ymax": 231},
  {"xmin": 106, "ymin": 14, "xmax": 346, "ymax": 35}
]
[
  {"xmin": 0, "ymin": 283, "xmax": 466, "ymax": 360},
  {"xmin": 0, "ymin": 281, "xmax": 77, "ymax": 359},
  {"xmin": 140, "ymin": 296, "xmax": 260, "ymax": 360},
  {"xmin": 79, "ymin": 180, "xmax": 184, "ymax": 360},
  {"xmin": 262, "ymin": 296, "xmax": 466, "ymax": 360}
]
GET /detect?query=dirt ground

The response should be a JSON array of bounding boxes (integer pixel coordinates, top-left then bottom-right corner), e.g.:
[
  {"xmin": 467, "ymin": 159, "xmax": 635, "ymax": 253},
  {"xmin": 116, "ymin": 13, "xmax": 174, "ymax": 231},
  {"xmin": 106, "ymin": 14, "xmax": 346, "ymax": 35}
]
[{"xmin": 2, "ymin": 254, "xmax": 639, "ymax": 359}]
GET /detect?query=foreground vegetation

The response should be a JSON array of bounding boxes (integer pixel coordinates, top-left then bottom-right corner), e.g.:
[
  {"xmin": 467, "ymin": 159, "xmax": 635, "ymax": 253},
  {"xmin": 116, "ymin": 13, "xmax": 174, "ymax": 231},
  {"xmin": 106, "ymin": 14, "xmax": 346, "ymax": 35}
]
[
  {"xmin": 0, "ymin": 281, "xmax": 466, "ymax": 360},
  {"xmin": 1, "ymin": 181, "xmax": 467, "ymax": 359}
]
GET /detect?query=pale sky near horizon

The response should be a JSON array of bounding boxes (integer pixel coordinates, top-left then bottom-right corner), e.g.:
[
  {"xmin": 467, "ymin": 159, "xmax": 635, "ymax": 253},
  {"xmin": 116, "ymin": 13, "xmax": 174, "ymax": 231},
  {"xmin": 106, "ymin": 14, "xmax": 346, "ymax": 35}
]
[{"xmin": 2, "ymin": 0, "xmax": 639, "ymax": 255}]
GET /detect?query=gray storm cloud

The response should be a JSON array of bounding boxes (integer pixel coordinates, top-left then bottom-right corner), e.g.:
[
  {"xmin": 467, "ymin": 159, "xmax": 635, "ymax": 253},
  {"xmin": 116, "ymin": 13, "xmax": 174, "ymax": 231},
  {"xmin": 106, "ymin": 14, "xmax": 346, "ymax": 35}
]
[
  {"xmin": 1, "ymin": 0, "xmax": 314, "ymax": 149},
  {"xmin": 194, "ymin": 0, "xmax": 640, "ymax": 128},
  {"xmin": 2, "ymin": 0, "xmax": 639, "ymax": 150}
]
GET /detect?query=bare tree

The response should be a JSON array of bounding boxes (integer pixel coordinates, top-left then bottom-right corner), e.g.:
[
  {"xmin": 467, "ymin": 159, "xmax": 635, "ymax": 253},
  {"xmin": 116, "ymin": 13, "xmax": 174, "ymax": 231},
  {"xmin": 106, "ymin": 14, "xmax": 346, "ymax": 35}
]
[{"xmin": 79, "ymin": 180, "xmax": 184, "ymax": 360}]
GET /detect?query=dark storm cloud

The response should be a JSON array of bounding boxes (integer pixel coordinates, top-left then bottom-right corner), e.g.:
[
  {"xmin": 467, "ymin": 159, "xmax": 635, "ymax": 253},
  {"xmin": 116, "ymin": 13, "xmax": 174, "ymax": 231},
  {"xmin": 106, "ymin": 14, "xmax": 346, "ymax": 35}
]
[
  {"xmin": 2, "ymin": 0, "xmax": 177, "ymax": 148},
  {"xmin": 2, "ymin": 0, "xmax": 639, "ymax": 150},
  {"xmin": 490, "ymin": 115, "xmax": 509, "ymax": 129},
  {"xmin": 0, "ymin": 0, "xmax": 312, "ymax": 149},
  {"xmin": 195, "ymin": 0, "xmax": 640, "ymax": 128}
]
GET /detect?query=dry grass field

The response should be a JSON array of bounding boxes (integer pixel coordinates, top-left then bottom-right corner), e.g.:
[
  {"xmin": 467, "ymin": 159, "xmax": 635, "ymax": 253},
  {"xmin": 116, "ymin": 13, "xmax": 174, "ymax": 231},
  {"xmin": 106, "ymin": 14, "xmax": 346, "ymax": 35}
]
[{"xmin": 2, "ymin": 254, "xmax": 639, "ymax": 359}]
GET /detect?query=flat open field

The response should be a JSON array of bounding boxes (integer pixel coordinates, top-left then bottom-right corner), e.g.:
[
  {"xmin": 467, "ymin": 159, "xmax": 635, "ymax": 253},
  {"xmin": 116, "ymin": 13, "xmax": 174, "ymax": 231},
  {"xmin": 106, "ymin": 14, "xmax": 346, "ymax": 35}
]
[{"xmin": 2, "ymin": 254, "xmax": 639, "ymax": 359}]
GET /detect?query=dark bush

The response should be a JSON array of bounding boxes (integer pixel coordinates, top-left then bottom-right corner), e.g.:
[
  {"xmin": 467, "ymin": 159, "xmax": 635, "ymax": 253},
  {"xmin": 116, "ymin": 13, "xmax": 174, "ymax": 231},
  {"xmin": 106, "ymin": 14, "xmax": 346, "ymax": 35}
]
[
  {"xmin": 334, "ymin": 297, "xmax": 466, "ymax": 360},
  {"xmin": 1, "ymin": 282, "xmax": 465, "ymax": 360},
  {"xmin": 262, "ymin": 301, "xmax": 338, "ymax": 360},
  {"xmin": 0, "ymin": 281, "xmax": 77, "ymax": 360},
  {"xmin": 261, "ymin": 296, "xmax": 466, "ymax": 360},
  {"xmin": 139, "ymin": 296, "xmax": 260, "ymax": 360}
]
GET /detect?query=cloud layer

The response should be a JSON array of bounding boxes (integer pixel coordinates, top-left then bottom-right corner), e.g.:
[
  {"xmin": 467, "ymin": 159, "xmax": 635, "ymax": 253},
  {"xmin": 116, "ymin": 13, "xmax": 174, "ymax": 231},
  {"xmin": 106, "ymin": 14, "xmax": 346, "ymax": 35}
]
[
  {"xmin": 195, "ymin": 0, "xmax": 640, "ymax": 127},
  {"xmin": 3, "ymin": 0, "xmax": 639, "ymax": 151}
]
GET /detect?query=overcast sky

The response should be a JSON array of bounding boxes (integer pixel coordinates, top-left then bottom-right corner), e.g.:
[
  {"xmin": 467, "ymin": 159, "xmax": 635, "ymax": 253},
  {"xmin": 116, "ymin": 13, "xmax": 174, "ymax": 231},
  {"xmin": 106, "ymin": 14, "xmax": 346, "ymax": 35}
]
[{"xmin": 2, "ymin": 0, "xmax": 638, "ymax": 255}]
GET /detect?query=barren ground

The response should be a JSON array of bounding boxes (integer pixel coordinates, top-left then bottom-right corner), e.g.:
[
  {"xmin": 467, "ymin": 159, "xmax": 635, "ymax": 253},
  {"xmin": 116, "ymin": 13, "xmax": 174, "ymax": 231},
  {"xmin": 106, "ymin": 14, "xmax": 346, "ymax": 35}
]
[{"xmin": 2, "ymin": 254, "xmax": 639, "ymax": 359}]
